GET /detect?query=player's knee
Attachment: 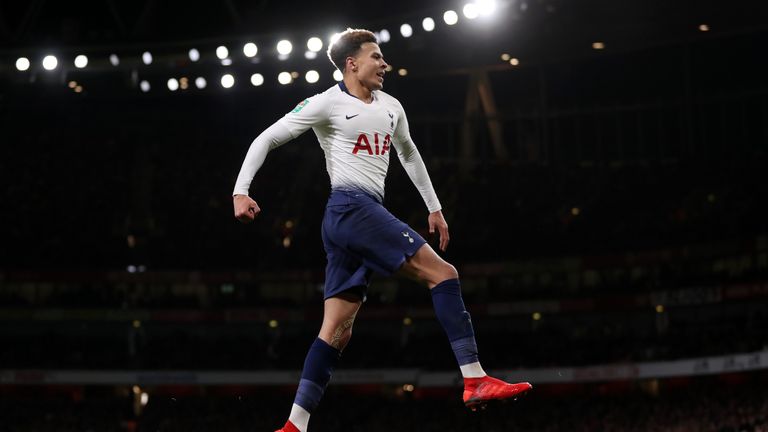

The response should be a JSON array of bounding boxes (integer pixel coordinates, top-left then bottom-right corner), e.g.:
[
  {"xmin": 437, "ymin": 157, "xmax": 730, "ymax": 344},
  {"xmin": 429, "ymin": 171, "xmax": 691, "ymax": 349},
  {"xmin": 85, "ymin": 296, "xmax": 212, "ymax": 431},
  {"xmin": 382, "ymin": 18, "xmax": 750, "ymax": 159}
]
[
  {"xmin": 427, "ymin": 262, "xmax": 459, "ymax": 288},
  {"xmin": 438, "ymin": 262, "xmax": 459, "ymax": 283}
]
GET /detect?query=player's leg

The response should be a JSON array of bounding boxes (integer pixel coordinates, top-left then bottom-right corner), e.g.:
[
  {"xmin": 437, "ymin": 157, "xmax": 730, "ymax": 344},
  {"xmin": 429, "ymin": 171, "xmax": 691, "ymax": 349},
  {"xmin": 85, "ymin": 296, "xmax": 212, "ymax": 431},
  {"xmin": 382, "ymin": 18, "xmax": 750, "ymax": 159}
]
[
  {"xmin": 278, "ymin": 292, "xmax": 362, "ymax": 432},
  {"xmin": 397, "ymin": 244, "xmax": 532, "ymax": 409}
]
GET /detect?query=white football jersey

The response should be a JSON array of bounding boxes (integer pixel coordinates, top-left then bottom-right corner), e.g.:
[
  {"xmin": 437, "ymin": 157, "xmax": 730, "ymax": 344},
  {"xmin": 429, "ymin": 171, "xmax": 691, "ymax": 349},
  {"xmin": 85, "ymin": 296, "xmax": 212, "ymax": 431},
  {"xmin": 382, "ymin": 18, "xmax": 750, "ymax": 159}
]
[{"xmin": 233, "ymin": 83, "xmax": 441, "ymax": 213}]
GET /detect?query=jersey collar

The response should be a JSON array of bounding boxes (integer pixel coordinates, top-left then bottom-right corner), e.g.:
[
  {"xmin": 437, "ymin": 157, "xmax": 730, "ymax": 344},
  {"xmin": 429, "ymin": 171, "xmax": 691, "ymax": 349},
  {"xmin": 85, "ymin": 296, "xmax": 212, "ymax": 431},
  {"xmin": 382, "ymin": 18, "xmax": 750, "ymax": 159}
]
[{"xmin": 338, "ymin": 81, "xmax": 376, "ymax": 102}]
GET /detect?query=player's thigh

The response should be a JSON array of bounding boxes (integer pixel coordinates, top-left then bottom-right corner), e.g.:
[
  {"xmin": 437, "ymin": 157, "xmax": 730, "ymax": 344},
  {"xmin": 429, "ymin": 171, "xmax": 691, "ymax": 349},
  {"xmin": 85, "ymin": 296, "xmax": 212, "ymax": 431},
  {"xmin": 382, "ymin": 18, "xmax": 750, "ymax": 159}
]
[{"xmin": 397, "ymin": 243, "xmax": 458, "ymax": 288}]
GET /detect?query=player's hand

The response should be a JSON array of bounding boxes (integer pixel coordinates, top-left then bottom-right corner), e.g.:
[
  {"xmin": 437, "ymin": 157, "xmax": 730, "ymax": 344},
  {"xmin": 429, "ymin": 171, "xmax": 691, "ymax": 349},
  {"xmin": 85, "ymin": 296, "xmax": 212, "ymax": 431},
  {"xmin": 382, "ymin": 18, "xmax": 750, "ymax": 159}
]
[
  {"xmin": 233, "ymin": 194, "xmax": 260, "ymax": 223},
  {"xmin": 428, "ymin": 210, "xmax": 450, "ymax": 252}
]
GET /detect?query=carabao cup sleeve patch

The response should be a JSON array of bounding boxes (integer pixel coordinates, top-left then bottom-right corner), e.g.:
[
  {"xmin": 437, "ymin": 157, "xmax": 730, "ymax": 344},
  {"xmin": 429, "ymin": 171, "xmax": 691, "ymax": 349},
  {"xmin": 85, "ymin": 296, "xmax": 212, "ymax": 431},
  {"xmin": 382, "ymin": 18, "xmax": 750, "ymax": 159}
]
[{"xmin": 291, "ymin": 98, "xmax": 310, "ymax": 113}]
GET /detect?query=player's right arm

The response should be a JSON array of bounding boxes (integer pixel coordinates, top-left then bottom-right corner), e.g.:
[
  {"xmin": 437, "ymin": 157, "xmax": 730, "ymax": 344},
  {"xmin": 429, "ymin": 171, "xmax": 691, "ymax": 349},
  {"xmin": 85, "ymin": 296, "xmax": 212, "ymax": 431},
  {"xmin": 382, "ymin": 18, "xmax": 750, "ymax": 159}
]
[{"xmin": 232, "ymin": 92, "xmax": 333, "ymax": 223}]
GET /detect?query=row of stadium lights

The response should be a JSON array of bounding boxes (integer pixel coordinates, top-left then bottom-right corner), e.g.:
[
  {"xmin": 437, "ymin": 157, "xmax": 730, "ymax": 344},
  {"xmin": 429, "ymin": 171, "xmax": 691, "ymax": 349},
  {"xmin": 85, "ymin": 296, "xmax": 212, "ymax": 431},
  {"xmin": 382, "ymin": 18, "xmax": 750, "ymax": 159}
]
[
  {"xmin": 133, "ymin": 65, "xmax": 408, "ymax": 93},
  {"xmin": 12, "ymin": 1, "xmax": 498, "ymax": 74}
]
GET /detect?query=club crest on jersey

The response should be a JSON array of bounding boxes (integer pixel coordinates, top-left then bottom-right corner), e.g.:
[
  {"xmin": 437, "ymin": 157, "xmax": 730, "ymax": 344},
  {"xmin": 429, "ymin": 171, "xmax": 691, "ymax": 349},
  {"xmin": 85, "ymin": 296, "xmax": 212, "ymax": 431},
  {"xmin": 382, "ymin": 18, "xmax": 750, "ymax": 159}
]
[
  {"xmin": 353, "ymin": 132, "xmax": 391, "ymax": 156},
  {"xmin": 402, "ymin": 231, "xmax": 415, "ymax": 243},
  {"xmin": 291, "ymin": 99, "xmax": 310, "ymax": 113},
  {"xmin": 387, "ymin": 111, "xmax": 394, "ymax": 128}
]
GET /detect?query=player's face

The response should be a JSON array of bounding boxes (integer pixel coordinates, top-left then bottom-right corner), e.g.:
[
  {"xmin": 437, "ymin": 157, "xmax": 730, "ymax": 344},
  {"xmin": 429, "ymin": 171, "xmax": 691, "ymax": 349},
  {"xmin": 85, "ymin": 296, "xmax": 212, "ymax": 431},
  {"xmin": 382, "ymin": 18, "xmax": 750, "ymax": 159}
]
[{"xmin": 352, "ymin": 42, "xmax": 388, "ymax": 91}]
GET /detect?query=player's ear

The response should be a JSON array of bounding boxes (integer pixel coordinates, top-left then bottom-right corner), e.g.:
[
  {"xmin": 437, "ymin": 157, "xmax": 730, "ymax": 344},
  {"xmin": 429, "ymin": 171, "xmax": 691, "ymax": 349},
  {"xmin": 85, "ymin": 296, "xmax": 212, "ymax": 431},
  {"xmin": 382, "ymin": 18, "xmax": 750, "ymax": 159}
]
[{"xmin": 347, "ymin": 56, "xmax": 358, "ymax": 72}]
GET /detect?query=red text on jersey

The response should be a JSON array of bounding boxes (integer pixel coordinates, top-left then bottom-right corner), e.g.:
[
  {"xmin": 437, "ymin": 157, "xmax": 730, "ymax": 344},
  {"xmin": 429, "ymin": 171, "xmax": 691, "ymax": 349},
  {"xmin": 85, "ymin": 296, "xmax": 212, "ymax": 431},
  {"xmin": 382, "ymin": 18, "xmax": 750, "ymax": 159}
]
[{"xmin": 353, "ymin": 133, "xmax": 391, "ymax": 156}]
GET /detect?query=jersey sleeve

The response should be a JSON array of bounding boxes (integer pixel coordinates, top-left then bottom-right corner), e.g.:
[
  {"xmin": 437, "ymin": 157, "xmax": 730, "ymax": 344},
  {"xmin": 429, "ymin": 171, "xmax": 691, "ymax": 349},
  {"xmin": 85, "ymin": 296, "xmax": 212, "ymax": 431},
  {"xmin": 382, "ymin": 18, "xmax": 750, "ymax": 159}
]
[
  {"xmin": 392, "ymin": 101, "xmax": 442, "ymax": 213},
  {"xmin": 232, "ymin": 91, "xmax": 334, "ymax": 196},
  {"xmin": 276, "ymin": 91, "xmax": 334, "ymax": 138}
]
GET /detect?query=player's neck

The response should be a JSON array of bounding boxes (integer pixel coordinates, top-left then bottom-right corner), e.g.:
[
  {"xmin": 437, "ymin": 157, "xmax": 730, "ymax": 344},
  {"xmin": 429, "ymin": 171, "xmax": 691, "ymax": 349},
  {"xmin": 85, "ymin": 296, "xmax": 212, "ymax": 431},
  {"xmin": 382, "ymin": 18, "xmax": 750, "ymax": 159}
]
[{"xmin": 342, "ymin": 77, "xmax": 374, "ymax": 104}]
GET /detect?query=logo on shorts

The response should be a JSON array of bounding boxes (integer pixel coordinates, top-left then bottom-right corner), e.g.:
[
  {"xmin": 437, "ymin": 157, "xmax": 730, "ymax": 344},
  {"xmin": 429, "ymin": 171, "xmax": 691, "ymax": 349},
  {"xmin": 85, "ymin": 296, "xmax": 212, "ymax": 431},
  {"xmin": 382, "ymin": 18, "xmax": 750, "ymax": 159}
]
[{"xmin": 402, "ymin": 231, "xmax": 414, "ymax": 244}]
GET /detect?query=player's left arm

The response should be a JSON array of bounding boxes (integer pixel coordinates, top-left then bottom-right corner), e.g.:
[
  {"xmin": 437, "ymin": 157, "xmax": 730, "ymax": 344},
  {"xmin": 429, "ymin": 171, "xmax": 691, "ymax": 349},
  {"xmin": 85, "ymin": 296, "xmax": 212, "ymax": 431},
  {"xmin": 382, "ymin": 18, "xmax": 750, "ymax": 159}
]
[{"xmin": 392, "ymin": 104, "xmax": 449, "ymax": 252}]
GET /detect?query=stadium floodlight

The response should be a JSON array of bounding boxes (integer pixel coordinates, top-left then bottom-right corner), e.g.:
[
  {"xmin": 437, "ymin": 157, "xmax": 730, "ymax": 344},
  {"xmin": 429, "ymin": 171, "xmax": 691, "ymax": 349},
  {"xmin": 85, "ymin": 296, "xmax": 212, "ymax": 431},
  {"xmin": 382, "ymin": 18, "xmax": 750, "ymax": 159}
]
[
  {"xmin": 278, "ymin": 71, "xmax": 292, "ymax": 85},
  {"xmin": 42, "ymin": 55, "xmax": 58, "ymax": 70},
  {"xmin": 400, "ymin": 23, "xmax": 413, "ymax": 38},
  {"xmin": 305, "ymin": 51, "xmax": 318, "ymax": 60},
  {"xmin": 167, "ymin": 78, "xmax": 179, "ymax": 91},
  {"xmin": 142, "ymin": 51, "xmax": 153, "ymax": 65},
  {"xmin": 277, "ymin": 40, "xmax": 293, "ymax": 55},
  {"xmin": 422, "ymin": 17, "xmax": 435, "ymax": 31},
  {"xmin": 251, "ymin": 73, "xmax": 264, "ymax": 86},
  {"xmin": 189, "ymin": 48, "xmax": 200, "ymax": 62},
  {"xmin": 443, "ymin": 10, "xmax": 459, "ymax": 25},
  {"xmin": 195, "ymin": 77, "xmax": 207, "ymax": 89},
  {"xmin": 463, "ymin": 3, "xmax": 479, "ymax": 19},
  {"xmin": 305, "ymin": 70, "xmax": 320, "ymax": 83},
  {"xmin": 15, "ymin": 57, "xmax": 30, "ymax": 71},
  {"xmin": 477, "ymin": 0, "xmax": 497, "ymax": 16},
  {"xmin": 330, "ymin": 32, "xmax": 342, "ymax": 46},
  {"xmin": 379, "ymin": 29, "xmax": 391, "ymax": 43},
  {"xmin": 74, "ymin": 55, "xmax": 88, "ymax": 69},
  {"xmin": 307, "ymin": 37, "xmax": 323, "ymax": 52},
  {"xmin": 216, "ymin": 46, "xmax": 229, "ymax": 60},
  {"xmin": 243, "ymin": 42, "xmax": 258, "ymax": 57},
  {"xmin": 139, "ymin": 80, "xmax": 150, "ymax": 92},
  {"xmin": 220, "ymin": 58, "xmax": 233, "ymax": 66},
  {"xmin": 221, "ymin": 73, "xmax": 235, "ymax": 88},
  {"xmin": 333, "ymin": 69, "xmax": 343, "ymax": 81},
  {"xmin": 109, "ymin": 54, "xmax": 120, "ymax": 66}
]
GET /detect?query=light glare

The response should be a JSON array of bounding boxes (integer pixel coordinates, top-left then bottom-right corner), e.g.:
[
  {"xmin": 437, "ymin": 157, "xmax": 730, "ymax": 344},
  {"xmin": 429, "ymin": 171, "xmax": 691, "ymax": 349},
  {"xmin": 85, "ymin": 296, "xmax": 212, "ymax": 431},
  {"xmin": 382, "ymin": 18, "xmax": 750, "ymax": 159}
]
[
  {"xmin": 142, "ymin": 51, "xmax": 153, "ymax": 65},
  {"xmin": 15, "ymin": 57, "xmax": 30, "ymax": 71},
  {"xmin": 167, "ymin": 78, "xmax": 179, "ymax": 91},
  {"xmin": 305, "ymin": 70, "xmax": 320, "ymax": 83},
  {"xmin": 477, "ymin": 0, "xmax": 497, "ymax": 16},
  {"xmin": 74, "ymin": 55, "xmax": 88, "ymax": 68},
  {"xmin": 109, "ymin": 54, "xmax": 120, "ymax": 66},
  {"xmin": 221, "ymin": 73, "xmax": 235, "ymax": 88},
  {"xmin": 333, "ymin": 69, "xmax": 343, "ymax": 81},
  {"xmin": 400, "ymin": 23, "xmax": 413, "ymax": 38},
  {"xmin": 216, "ymin": 46, "xmax": 229, "ymax": 59},
  {"xmin": 278, "ymin": 71, "xmax": 292, "ymax": 84},
  {"xmin": 195, "ymin": 77, "xmax": 207, "ymax": 89},
  {"xmin": 463, "ymin": 3, "xmax": 479, "ymax": 19},
  {"xmin": 422, "ymin": 17, "xmax": 435, "ymax": 31},
  {"xmin": 139, "ymin": 80, "xmax": 150, "ymax": 92},
  {"xmin": 277, "ymin": 40, "xmax": 293, "ymax": 55},
  {"xmin": 379, "ymin": 29, "xmax": 391, "ymax": 43},
  {"xmin": 42, "ymin": 55, "xmax": 58, "ymax": 70},
  {"xmin": 251, "ymin": 73, "xmax": 264, "ymax": 86},
  {"xmin": 307, "ymin": 37, "xmax": 323, "ymax": 52},
  {"xmin": 443, "ymin": 10, "xmax": 459, "ymax": 25},
  {"xmin": 188, "ymin": 48, "xmax": 200, "ymax": 62},
  {"xmin": 243, "ymin": 42, "xmax": 258, "ymax": 57}
]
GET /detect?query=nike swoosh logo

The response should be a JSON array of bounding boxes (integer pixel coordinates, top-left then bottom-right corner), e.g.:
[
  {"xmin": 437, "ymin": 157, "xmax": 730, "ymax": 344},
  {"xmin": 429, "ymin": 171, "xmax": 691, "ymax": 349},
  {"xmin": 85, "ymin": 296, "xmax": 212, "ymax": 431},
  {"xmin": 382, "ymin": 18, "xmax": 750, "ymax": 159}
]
[{"xmin": 346, "ymin": 114, "xmax": 359, "ymax": 120}]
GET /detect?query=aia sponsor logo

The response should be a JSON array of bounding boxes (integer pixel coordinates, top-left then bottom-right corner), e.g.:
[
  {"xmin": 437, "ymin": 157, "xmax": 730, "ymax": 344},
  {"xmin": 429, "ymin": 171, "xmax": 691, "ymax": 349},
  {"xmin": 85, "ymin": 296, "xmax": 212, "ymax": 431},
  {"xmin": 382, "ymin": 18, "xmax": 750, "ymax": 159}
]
[{"xmin": 353, "ymin": 133, "xmax": 391, "ymax": 155}]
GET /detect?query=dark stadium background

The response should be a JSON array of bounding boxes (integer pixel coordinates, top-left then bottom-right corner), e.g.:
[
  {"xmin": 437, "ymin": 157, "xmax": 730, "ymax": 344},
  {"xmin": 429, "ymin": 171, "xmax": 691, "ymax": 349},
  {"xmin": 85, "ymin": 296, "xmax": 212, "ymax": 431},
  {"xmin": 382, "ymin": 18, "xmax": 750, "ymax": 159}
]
[{"xmin": 1, "ymin": 0, "xmax": 767, "ymax": 430}]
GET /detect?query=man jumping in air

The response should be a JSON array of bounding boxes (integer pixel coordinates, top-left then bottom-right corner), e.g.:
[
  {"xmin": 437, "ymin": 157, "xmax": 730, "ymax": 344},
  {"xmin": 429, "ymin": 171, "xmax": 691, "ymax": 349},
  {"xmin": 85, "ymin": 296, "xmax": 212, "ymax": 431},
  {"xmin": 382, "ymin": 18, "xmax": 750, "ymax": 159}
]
[{"xmin": 233, "ymin": 28, "xmax": 532, "ymax": 432}]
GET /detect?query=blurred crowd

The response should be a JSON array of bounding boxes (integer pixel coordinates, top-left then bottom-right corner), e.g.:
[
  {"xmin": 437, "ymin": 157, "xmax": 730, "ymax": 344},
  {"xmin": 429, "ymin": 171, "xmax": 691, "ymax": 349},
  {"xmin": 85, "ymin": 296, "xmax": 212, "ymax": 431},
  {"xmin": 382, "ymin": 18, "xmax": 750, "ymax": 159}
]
[{"xmin": 1, "ymin": 377, "xmax": 766, "ymax": 432}]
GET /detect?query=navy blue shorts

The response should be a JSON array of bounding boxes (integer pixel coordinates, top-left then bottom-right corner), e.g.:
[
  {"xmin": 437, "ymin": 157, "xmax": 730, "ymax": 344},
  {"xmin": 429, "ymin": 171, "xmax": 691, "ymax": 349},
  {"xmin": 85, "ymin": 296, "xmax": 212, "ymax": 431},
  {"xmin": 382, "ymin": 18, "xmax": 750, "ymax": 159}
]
[{"xmin": 321, "ymin": 188, "xmax": 427, "ymax": 301}]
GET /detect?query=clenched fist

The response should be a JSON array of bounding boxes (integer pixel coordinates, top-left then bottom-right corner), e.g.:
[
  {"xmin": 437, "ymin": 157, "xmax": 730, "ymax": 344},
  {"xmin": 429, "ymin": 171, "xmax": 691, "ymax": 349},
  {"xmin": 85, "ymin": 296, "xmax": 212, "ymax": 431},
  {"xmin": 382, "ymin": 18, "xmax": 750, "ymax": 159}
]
[{"xmin": 233, "ymin": 194, "xmax": 260, "ymax": 223}]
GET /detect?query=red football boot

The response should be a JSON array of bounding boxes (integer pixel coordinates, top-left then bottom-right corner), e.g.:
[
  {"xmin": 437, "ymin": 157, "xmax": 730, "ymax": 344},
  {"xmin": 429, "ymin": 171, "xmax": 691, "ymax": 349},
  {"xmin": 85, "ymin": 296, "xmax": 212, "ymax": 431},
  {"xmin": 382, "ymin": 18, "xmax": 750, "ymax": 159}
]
[
  {"xmin": 275, "ymin": 420, "xmax": 300, "ymax": 432},
  {"xmin": 463, "ymin": 375, "xmax": 532, "ymax": 410}
]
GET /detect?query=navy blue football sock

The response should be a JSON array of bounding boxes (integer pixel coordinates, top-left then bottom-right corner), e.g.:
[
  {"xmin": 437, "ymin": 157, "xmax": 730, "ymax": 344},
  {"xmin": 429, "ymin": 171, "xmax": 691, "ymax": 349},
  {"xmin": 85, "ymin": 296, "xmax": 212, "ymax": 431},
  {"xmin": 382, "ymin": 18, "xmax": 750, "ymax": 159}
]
[
  {"xmin": 431, "ymin": 278, "xmax": 480, "ymax": 365},
  {"xmin": 293, "ymin": 338, "xmax": 341, "ymax": 413}
]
